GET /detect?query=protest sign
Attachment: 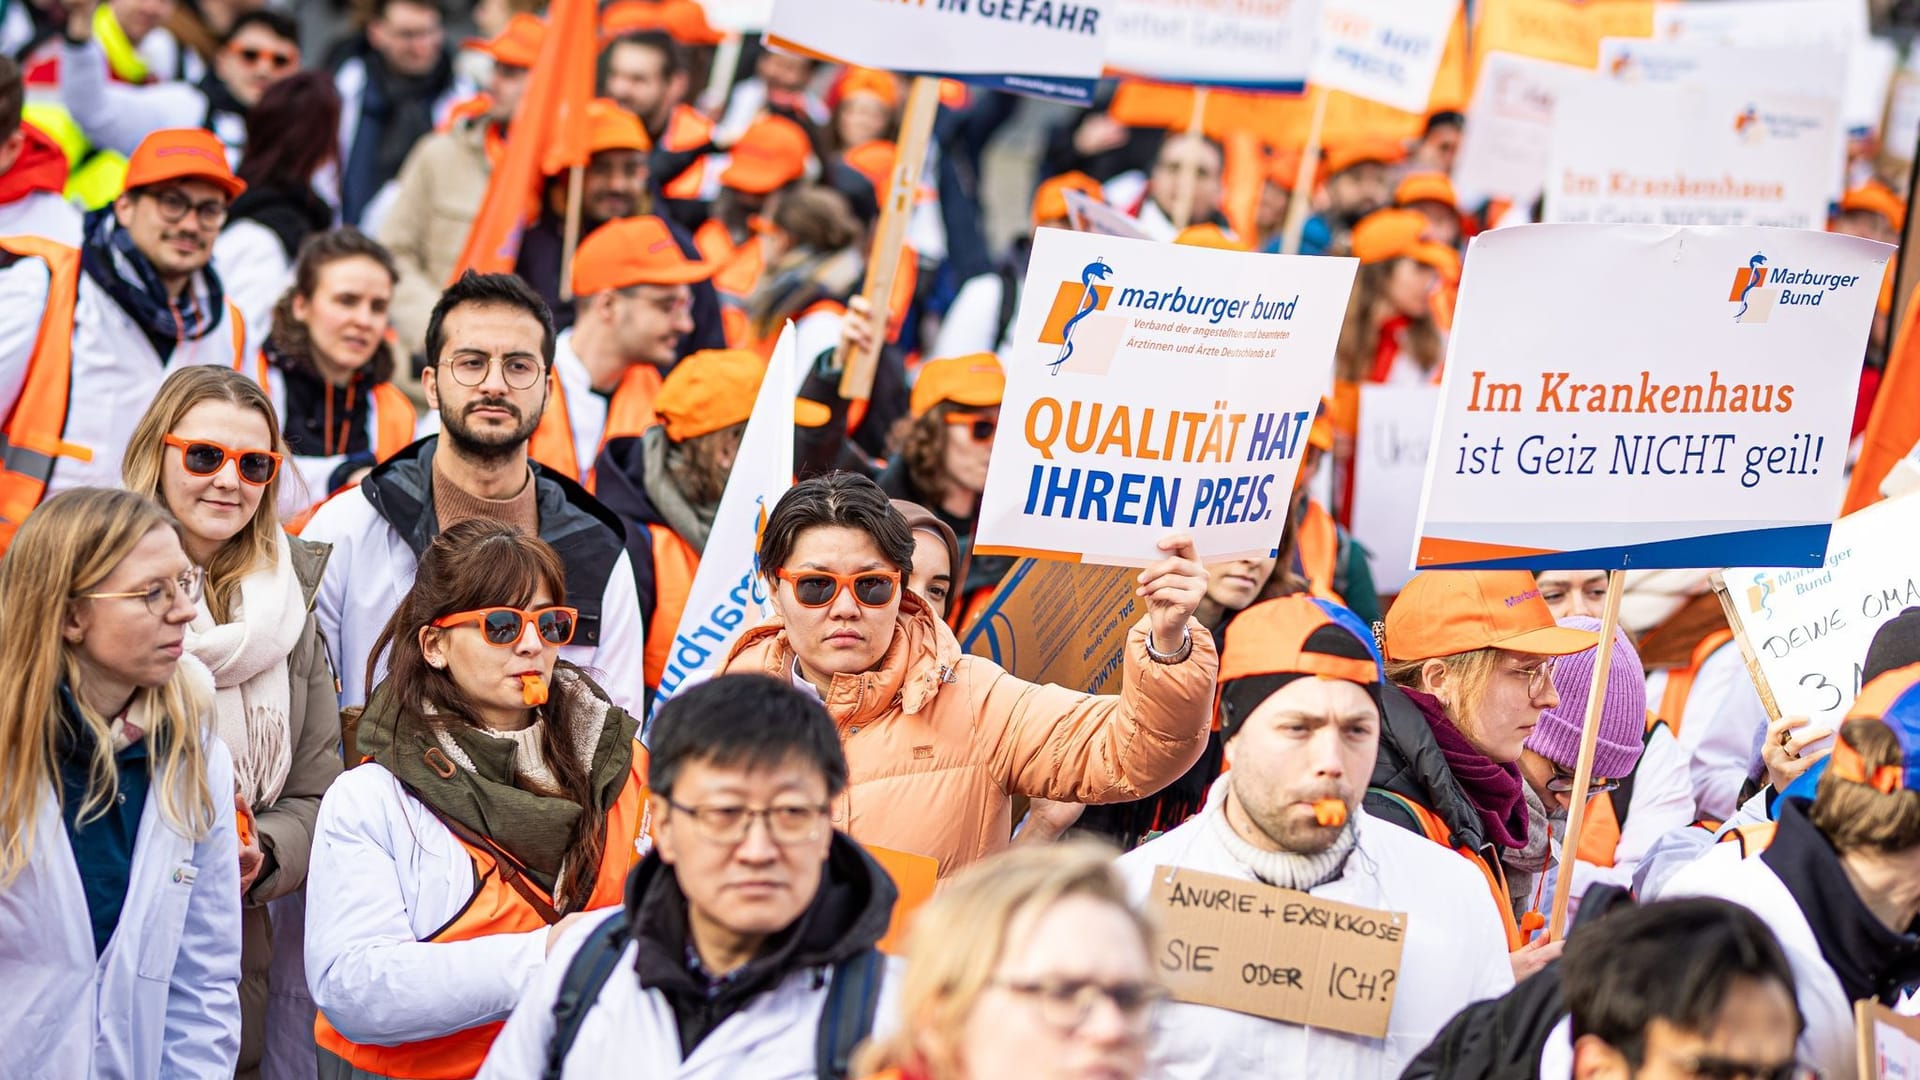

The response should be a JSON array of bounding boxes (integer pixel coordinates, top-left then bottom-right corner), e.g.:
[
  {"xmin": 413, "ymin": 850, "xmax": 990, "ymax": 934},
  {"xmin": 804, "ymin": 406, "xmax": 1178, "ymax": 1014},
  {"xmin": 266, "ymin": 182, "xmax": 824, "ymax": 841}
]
[
  {"xmin": 973, "ymin": 228, "xmax": 1356, "ymax": 566},
  {"xmin": 1064, "ymin": 188, "xmax": 1149, "ymax": 240},
  {"xmin": 1412, "ymin": 224, "xmax": 1889, "ymax": 571},
  {"xmin": 1470, "ymin": 0, "xmax": 1651, "ymax": 73},
  {"xmin": 1351, "ymin": 384, "xmax": 1441, "ymax": 594},
  {"xmin": 1148, "ymin": 866, "xmax": 1408, "ymax": 1038},
  {"xmin": 766, "ymin": 0, "xmax": 1110, "ymax": 104},
  {"xmin": 1546, "ymin": 79, "xmax": 1843, "ymax": 229},
  {"xmin": 1880, "ymin": 70, "xmax": 1920, "ymax": 177},
  {"xmin": 1451, "ymin": 52, "xmax": 1583, "ymax": 207},
  {"xmin": 962, "ymin": 558, "xmax": 1142, "ymax": 692},
  {"xmin": 1310, "ymin": 0, "xmax": 1458, "ymax": 114},
  {"xmin": 1718, "ymin": 495, "xmax": 1920, "ymax": 737},
  {"xmin": 1647, "ymin": 0, "xmax": 1884, "ymax": 135},
  {"xmin": 649, "ymin": 325, "xmax": 800, "ymax": 722},
  {"xmin": 1595, "ymin": 40, "xmax": 1846, "ymax": 105},
  {"xmin": 1857, "ymin": 1001, "xmax": 1920, "ymax": 1079},
  {"xmin": 1105, "ymin": 0, "xmax": 1321, "ymax": 91},
  {"xmin": 701, "ymin": 0, "xmax": 774, "ymax": 30}
]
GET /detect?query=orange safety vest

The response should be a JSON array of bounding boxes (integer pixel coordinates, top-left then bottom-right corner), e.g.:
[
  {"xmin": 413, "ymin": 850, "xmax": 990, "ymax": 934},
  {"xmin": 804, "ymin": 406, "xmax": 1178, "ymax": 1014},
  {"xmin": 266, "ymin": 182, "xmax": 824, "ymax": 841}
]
[
  {"xmin": 314, "ymin": 752, "xmax": 653, "ymax": 1079},
  {"xmin": 1718, "ymin": 822, "xmax": 1777, "ymax": 857},
  {"xmin": 0, "ymin": 236, "xmax": 247, "ymax": 551},
  {"xmin": 1575, "ymin": 787, "xmax": 1622, "ymax": 868},
  {"xmin": 370, "ymin": 382, "xmax": 419, "ymax": 460},
  {"xmin": 528, "ymin": 364, "xmax": 663, "ymax": 490},
  {"xmin": 642, "ymin": 523, "xmax": 701, "ymax": 691},
  {"xmin": 660, "ymin": 105, "xmax": 715, "ymax": 201},
  {"xmin": 695, "ymin": 220, "xmax": 762, "ymax": 348},
  {"xmin": 1371, "ymin": 788, "xmax": 1526, "ymax": 949},
  {"xmin": 1297, "ymin": 498, "xmax": 1343, "ymax": 605},
  {"xmin": 1657, "ymin": 628, "xmax": 1737, "ymax": 736}
]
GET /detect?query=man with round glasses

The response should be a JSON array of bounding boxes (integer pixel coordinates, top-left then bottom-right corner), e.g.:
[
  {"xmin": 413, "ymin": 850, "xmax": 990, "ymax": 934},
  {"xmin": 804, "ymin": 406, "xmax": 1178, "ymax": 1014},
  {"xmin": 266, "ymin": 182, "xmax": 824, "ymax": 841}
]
[
  {"xmin": 0, "ymin": 127, "xmax": 251, "ymax": 549},
  {"xmin": 478, "ymin": 674, "xmax": 903, "ymax": 1078},
  {"xmin": 302, "ymin": 270, "xmax": 648, "ymax": 711}
]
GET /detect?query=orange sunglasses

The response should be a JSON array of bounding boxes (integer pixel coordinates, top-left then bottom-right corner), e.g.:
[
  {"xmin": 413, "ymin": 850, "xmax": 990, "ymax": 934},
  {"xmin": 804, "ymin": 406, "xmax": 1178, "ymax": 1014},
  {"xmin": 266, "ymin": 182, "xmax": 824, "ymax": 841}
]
[
  {"xmin": 775, "ymin": 568, "xmax": 900, "ymax": 608},
  {"xmin": 431, "ymin": 606, "xmax": 579, "ymax": 647}
]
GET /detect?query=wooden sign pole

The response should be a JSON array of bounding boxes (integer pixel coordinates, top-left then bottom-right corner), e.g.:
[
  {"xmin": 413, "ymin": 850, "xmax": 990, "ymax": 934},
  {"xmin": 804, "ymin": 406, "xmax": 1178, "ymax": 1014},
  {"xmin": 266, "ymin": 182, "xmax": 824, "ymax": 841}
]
[
  {"xmin": 1279, "ymin": 89, "xmax": 1330, "ymax": 255},
  {"xmin": 1547, "ymin": 568, "xmax": 1626, "ymax": 942},
  {"xmin": 557, "ymin": 165, "xmax": 586, "ymax": 302},
  {"xmin": 837, "ymin": 75, "xmax": 942, "ymax": 401}
]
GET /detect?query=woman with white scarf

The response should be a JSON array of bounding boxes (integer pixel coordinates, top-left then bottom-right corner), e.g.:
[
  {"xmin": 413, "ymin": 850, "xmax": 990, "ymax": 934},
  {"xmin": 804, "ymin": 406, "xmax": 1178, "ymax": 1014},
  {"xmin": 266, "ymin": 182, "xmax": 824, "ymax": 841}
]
[{"xmin": 124, "ymin": 365, "xmax": 344, "ymax": 1080}]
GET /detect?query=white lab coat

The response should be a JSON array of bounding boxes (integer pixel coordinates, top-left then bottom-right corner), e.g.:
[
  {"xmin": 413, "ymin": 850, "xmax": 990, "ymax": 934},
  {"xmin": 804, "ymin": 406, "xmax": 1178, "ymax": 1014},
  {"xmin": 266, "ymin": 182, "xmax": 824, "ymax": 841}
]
[
  {"xmin": 59, "ymin": 41, "xmax": 241, "ymax": 161},
  {"xmin": 300, "ymin": 480, "xmax": 648, "ymax": 713},
  {"xmin": 1536, "ymin": 725, "xmax": 1697, "ymax": 920},
  {"xmin": 1115, "ymin": 807, "xmax": 1515, "ymax": 1080},
  {"xmin": 1644, "ymin": 642, "xmax": 1772, "ymax": 822},
  {"xmin": 551, "ymin": 331, "xmax": 610, "ymax": 488},
  {"xmin": 213, "ymin": 220, "xmax": 294, "ymax": 366},
  {"xmin": 0, "ymin": 733, "xmax": 242, "ymax": 1079},
  {"xmin": 0, "ymin": 190, "xmax": 82, "ymax": 246}
]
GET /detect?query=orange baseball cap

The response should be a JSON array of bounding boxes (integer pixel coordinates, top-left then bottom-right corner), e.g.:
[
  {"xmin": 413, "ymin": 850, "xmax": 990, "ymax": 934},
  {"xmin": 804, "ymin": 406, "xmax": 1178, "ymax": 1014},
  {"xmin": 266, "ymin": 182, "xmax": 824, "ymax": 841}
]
[
  {"xmin": 833, "ymin": 67, "xmax": 901, "ymax": 110},
  {"xmin": 1323, "ymin": 136, "xmax": 1406, "ymax": 177},
  {"xmin": 1384, "ymin": 570, "xmax": 1600, "ymax": 661},
  {"xmin": 124, "ymin": 128, "xmax": 245, "ymax": 199},
  {"xmin": 464, "ymin": 13, "xmax": 544, "ymax": 68},
  {"xmin": 1351, "ymin": 208, "xmax": 1459, "ymax": 279},
  {"xmin": 1267, "ymin": 147, "xmax": 1305, "ymax": 191},
  {"xmin": 1218, "ymin": 596, "xmax": 1383, "ymax": 687},
  {"xmin": 1175, "ymin": 224, "xmax": 1248, "ymax": 251},
  {"xmin": 585, "ymin": 98, "xmax": 652, "ymax": 155},
  {"xmin": 911, "ymin": 353, "xmax": 1004, "ymax": 418},
  {"xmin": 600, "ymin": 0, "xmax": 724, "ymax": 45},
  {"xmin": 1840, "ymin": 180, "xmax": 1906, "ymax": 232},
  {"xmin": 1395, "ymin": 171, "xmax": 1458, "ymax": 212},
  {"xmin": 1031, "ymin": 170, "xmax": 1105, "ymax": 227},
  {"xmin": 720, "ymin": 114, "xmax": 811, "ymax": 195},
  {"xmin": 571, "ymin": 216, "xmax": 715, "ymax": 296},
  {"xmin": 656, "ymin": 349, "xmax": 762, "ymax": 442}
]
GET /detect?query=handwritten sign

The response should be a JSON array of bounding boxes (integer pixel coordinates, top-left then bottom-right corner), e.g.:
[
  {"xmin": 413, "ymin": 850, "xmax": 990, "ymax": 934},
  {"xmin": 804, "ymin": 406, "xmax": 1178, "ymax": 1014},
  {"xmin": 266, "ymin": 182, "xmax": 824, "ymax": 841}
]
[
  {"xmin": 1412, "ymin": 224, "xmax": 1888, "ymax": 571},
  {"xmin": 1351, "ymin": 384, "xmax": 1441, "ymax": 593},
  {"xmin": 962, "ymin": 558, "xmax": 1142, "ymax": 693},
  {"xmin": 974, "ymin": 227, "xmax": 1356, "ymax": 566},
  {"xmin": 1720, "ymin": 495, "xmax": 1920, "ymax": 734},
  {"xmin": 1857, "ymin": 1001, "xmax": 1920, "ymax": 1078},
  {"xmin": 1148, "ymin": 866, "xmax": 1407, "ymax": 1038},
  {"xmin": 1310, "ymin": 0, "xmax": 1457, "ymax": 113},
  {"xmin": 1451, "ymin": 51, "xmax": 1584, "ymax": 207}
]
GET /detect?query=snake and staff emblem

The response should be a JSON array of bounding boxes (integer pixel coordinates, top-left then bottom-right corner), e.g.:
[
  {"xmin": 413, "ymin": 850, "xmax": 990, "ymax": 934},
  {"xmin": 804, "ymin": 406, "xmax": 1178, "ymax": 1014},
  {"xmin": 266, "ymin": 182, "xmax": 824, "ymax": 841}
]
[
  {"xmin": 1734, "ymin": 252, "xmax": 1767, "ymax": 322},
  {"xmin": 1051, "ymin": 258, "xmax": 1113, "ymax": 375}
]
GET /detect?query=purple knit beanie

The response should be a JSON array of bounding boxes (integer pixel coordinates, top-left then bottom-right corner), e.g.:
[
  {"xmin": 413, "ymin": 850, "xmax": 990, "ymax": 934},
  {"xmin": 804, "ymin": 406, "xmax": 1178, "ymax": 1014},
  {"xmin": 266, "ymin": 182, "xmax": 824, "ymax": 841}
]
[{"xmin": 1524, "ymin": 616, "xmax": 1647, "ymax": 781}]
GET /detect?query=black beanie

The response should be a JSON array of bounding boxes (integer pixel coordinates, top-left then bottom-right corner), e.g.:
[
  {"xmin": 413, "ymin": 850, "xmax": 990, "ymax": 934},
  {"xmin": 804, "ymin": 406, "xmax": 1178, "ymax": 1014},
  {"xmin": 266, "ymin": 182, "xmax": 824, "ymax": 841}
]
[{"xmin": 1865, "ymin": 607, "xmax": 1920, "ymax": 684}]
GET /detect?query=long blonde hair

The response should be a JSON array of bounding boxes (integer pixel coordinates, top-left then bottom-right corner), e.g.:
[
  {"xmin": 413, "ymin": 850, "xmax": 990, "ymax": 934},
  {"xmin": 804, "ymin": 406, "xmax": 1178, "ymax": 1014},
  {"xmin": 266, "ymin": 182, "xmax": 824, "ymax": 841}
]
[
  {"xmin": 0, "ymin": 488, "xmax": 216, "ymax": 884},
  {"xmin": 122, "ymin": 366, "xmax": 288, "ymax": 622},
  {"xmin": 854, "ymin": 841, "xmax": 1150, "ymax": 1079}
]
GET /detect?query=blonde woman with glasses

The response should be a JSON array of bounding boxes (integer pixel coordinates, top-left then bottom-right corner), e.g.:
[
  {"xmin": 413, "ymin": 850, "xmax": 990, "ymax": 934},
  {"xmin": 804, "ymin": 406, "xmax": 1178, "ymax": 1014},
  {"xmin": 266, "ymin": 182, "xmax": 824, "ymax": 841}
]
[
  {"xmin": 0, "ymin": 487, "xmax": 242, "ymax": 1077},
  {"xmin": 854, "ymin": 841, "xmax": 1163, "ymax": 1080},
  {"xmin": 122, "ymin": 364, "xmax": 343, "ymax": 1078}
]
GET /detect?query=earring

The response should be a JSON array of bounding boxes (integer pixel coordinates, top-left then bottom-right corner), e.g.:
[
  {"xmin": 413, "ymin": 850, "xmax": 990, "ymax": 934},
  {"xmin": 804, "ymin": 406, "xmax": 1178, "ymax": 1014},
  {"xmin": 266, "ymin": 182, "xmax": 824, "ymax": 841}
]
[{"xmin": 428, "ymin": 659, "xmax": 444, "ymax": 670}]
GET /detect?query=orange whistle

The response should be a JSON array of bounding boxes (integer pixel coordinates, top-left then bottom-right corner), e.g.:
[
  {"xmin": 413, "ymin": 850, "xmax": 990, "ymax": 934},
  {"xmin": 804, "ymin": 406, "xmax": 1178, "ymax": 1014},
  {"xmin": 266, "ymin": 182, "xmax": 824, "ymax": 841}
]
[
  {"xmin": 1313, "ymin": 798, "xmax": 1348, "ymax": 828},
  {"xmin": 520, "ymin": 674, "xmax": 549, "ymax": 707},
  {"xmin": 236, "ymin": 807, "xmax": 255, "ymax": 847}
]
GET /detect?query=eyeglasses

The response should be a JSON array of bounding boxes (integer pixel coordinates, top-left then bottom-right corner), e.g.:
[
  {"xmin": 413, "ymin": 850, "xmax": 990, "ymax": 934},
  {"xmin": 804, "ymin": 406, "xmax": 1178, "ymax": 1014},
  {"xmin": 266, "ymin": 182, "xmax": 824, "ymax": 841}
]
[
  {"xmin": 227, "ymin": 45, "xmax": 298, "ymax": 71},
  {"xmin": 944, "ymin": 411, "xmax": 998, "ymax": 442},
  {"xmin": 144, "ymin": 187, "xmax": 228, "ymax": 228},
  {"xmin": 665, "ymin": 798, "xmax": 831, "ymax": 845},
  {"xmin": 1546, "ymin": 766, "xmax": 1620, "ymax": 796},
  {"xmin": 775, "ymin": 568, "xmax": 900, "ymax": 609},
  {"xmin": 989, "ymin": 977, "xmax": 1167, "ymax": 1033},
  {"xmin": 1651, "ymin": 1046, "xmax": 1818, "ymax": 1080},
  {"xmin": 439, "ymin": 353, "xmax": 546, "ymax": 390},
  {"xmin": 431, "ymin": 606, "xmax": 578, "ymax": 647},
  {"xmin": 163, "ymin": 435, "xmax": 281, "ymax": 486},
  {"xmin": 1515, "ymin": 657, "xmax": 1558, "ymax": 699},
  {"xmin": 76, "ymin": 565, "xmax": 204, "ymax": 617}
]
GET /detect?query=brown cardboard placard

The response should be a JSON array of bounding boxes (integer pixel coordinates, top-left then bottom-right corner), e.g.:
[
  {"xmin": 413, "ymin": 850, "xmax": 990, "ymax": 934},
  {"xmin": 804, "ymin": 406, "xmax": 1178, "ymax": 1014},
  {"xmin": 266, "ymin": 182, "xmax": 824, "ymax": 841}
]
[
  {"xmin": 960, "ymin": 558, "xmax": 1142, "ymax": 694},
  {"xmin": 1856, "ymin": 1000, "xmax": 1920, "ymax": 1078},
  {"xmin": 1147, "ymin": 866, "xmax": 1408, "ymax": 1039}
]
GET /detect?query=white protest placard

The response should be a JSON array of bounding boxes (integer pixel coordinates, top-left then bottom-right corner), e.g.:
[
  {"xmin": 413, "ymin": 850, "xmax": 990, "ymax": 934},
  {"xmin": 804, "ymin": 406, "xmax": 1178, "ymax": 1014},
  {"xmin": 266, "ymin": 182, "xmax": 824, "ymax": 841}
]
[
  {"xmin": 1857, "ymin": 1001, "xmax": 1920, "ymax": 1079},
  {"xmin": 1310, "ymin": 0, "xmax": 1458, "ymax": 114},
  {"xmin": 1105, "ymin": 0, "xmax": 1321, "ymax": 90},
  {"xmin": 1651, "ymin": 0, "xmax": 1866, "ymax": 49},
  {"xmin": 1721, "ymin": 495, "xmax": 1920, "ymax": 736},
  {"xmin": 649, "ymin": 324, "xmax": 801, "ymax": 722},
  {"xmin": 1413, "ymin": 224, "xmax": 1888, "ymax": 571},
  {"xmin": 767, "ymin": 0, "xmax": 1110, "ymax": 104},
  {"xmin": 1351, "ymin": 384, "xmax": 1441, "ymax": 594},
  {"xmin": 1149, "ymin": 866, "xmax": 1407, "ymax": 1038},
  {"xmin": 974, "ymin": 227, "xmax": 1356, "ymax": 566},
  {"xmin": 702, "ymin": 0, "xmax": 775, "ymax": 31},
  {"xmin": 1063, "ymin": 188, "xmax": 1149, "ymax": 240},
  {"xmin": 1546, "ymin": 79, "xmax": 1843, "ymax": 229},
  {"xmin": 1451, "ymin": 51, "xmax": 1585, "ymax": 208},
  {"xmin": 1596, "ymin": 39, "xmax": 1846, "ymax": 104}
]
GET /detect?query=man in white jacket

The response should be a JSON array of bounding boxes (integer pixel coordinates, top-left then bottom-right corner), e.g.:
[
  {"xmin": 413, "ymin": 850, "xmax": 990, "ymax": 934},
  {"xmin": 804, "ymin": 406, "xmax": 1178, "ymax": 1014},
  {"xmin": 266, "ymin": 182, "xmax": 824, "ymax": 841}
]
[
  {"xmin": 478, "ymin": 674, "xmax": 900, "ymax": 1079},
  {"xmin": 302, "ymin": 271, "xmax": 648, "ymax": 711},
  {"xmin": 1115, "ymin": 596, "xmax": 1513, "ymax": 1079}
]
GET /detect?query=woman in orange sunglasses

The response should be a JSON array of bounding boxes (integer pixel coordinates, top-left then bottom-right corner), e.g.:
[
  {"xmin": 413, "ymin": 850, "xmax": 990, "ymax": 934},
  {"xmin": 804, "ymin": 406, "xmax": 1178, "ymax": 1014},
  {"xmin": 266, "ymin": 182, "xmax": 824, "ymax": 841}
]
[{"xmin": 304, "ymin": 519, "xmax": 648, "ymax": 1079}]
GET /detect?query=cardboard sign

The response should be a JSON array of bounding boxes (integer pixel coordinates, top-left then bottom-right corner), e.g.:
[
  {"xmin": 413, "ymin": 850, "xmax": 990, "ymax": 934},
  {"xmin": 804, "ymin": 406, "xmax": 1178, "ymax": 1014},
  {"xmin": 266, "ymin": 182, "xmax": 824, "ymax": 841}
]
[
  {"xmin": 866, "ymin": 844, "xmax": 938, "ymax": 956},
  {"xmin": 1546, "ymin": 79, "xmax": 1843, "ymax": 229},
  {"xmin": 1105, "ymin": 0, "xmax": 1321, "ymax": 91},
  {"xmin": 1720, "ymin": 495, "xmax": 1920, "ymax": 735},
  {"xmin": 973, "ymin": 227, "xmax": 1356, "ymax": 566},
  {"xmin": 1857, "ymin": 1001, "xmax": 1920, "ymax": 1079},
  {"xmin": 1412, "ymin": 224, "xmax": 1888, "ymax": 571},
  {"xmin": 1064, "ymin": 188, "xmax": 1150, "ymax": 240},
  {"xmin": 1471, "ymin": 0, "xmax": 1652, "ymax": 73},
  {"xmin": 1880, "ymin": 70, "xmax": 1920, "ymax": 177},
  {"xmin": 1451, "ymin": 51, "xmax": 1584, "ymax": 207},
  {"xmin": 961, "ymin": 558, "xmax": 1142, "ymax": 693},
  {"xmin": 1148, "ymin": 866, "xmax": 1408, "ymax": 1038},
  {"xmin": 648, "ymin": 325, "xmax": 800, "ymax": 721},
  {"xmin": 766, "ymin": 0, "xmax": 1110, "ymax": 104},
  {"xmin": 1351, "ymin": 384, "xmax": 1441, "ymax": 593},
  {"xmin": 1310, "ymin": 0, "xmax": 1459, "ymax": 114}
]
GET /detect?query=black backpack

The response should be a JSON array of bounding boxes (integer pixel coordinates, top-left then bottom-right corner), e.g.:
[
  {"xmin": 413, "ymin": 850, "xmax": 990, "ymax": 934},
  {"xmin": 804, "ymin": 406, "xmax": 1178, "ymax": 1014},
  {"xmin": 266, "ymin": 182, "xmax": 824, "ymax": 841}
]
[{"xmin": 540, "ymin": 916, "xmax": 886, "ymax": 1080}]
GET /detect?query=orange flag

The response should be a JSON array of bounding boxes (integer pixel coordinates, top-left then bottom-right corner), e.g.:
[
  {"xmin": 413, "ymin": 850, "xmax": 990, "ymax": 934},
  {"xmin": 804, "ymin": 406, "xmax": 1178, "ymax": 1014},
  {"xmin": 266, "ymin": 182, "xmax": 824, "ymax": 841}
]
[
  {"xmin": 1844, "ymin": 279, "xmax": 1920, "ymax": 513},
  {"xmin": 448, "ymin": 0, "xmax": 597, "ymax": 282}
]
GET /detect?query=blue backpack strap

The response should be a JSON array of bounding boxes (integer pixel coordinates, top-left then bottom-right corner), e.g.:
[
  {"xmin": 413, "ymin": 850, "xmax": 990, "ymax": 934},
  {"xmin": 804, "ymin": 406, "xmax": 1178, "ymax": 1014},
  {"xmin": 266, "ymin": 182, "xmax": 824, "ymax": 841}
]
[
  {"xmin": 541, "ymin": 915, "xmax": 631, "ymax": 1080},
  {"xmin": 815, "ymin": 947, "xmax": 886, "ymax": 1080}
]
